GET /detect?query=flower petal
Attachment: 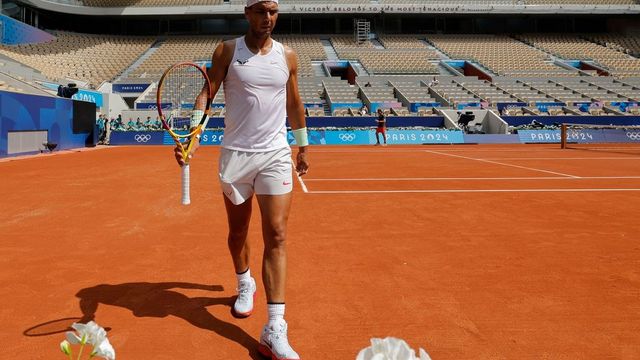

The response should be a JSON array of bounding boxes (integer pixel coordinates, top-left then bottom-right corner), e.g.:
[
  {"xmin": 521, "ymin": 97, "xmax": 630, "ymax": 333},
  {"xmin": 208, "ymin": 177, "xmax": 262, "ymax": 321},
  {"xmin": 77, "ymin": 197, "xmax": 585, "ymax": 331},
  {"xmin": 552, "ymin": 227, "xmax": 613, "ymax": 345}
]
[
  {"xmin": 59, "ymin": 340, "xmax": 72, "ymax": 355},
  {"xmin": 93, "ymin": 338, "xmax": 116, "ymax": 360},
  {"xmin": 65, "ymin": 331, "xmax": 81, "ymax": 344},
  {"xmin": 419, "ymin": 348, "xmax": 432, "ymax": 360}
]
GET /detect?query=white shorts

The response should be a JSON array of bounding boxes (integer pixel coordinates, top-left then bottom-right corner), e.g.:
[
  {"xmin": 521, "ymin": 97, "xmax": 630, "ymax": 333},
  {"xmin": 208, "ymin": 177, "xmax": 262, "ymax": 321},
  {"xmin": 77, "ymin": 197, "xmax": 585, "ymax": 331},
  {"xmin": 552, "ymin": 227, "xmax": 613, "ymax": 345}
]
[{"xmin": 219, "ymin": 147, "xmax": 293, "ymax": 205}]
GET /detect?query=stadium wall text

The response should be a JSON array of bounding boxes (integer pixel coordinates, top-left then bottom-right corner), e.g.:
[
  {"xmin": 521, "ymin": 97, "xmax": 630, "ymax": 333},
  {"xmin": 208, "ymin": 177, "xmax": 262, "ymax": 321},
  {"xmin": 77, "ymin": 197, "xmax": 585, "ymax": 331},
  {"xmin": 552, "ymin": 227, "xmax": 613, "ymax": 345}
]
[{"xmin": 109, "ymin": 129, "xmax": 466, "ymax": 146}]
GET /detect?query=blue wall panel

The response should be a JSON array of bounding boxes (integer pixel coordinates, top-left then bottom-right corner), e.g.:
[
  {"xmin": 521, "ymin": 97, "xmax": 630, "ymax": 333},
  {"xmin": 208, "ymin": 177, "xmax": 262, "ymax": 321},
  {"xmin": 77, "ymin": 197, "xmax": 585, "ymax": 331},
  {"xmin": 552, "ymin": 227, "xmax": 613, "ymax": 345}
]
[
  {"xmin": 503, "ymin": 116, "xmax": 640, "ymax": 127},
  {"xmin": 1, "ymin": 15, "xmax": 55, "ymax": 45},
  {"xmin": 0, "ymin": 90, "xmax": 88, "ymax": 156}
]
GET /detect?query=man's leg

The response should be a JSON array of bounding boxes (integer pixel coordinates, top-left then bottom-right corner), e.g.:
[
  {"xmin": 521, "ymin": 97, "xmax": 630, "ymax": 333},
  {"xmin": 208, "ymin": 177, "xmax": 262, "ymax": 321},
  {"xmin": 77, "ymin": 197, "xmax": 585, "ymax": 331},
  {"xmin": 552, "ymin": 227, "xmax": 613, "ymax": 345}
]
[
  {"xmin": 223, "ymin": 194, "xmax": 257, "ymax": 317},
  {"xmin": 256, "ymin": 193, "xmax": 300, "ymax": 360},
  {"xmin": 256, "ymin": 193, "xmax": 292, "ymax": 303},
  {"xmin": 223, "ymin": 194, "xmax": 253, "ymax": 273}
]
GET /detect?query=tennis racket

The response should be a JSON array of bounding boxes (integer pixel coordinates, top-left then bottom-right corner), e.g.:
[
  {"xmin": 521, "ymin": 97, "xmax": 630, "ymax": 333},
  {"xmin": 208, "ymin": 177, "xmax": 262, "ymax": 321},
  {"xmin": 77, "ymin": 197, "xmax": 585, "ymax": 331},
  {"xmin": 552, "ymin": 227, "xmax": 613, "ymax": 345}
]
[{"xmin": 156, "ymin": 62, "xmax": 213, "ymax": 205}]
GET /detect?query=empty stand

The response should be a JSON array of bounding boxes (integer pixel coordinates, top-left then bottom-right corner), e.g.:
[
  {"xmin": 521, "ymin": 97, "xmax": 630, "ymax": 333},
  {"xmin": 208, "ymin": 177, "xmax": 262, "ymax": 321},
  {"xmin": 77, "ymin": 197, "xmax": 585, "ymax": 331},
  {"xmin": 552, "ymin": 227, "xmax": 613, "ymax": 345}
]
[
  {"xmin": 0, "ymin": 31, "xmax": 154, "ymax": 87},
  {"xmin": 426, "ymin": 34, "xmax": 577, "ymax": 78},
  {"xmin": 331, "ymin": 35, "xmax": 438, "ymax": 75},
  {"xmin": 518, "ymin": 34, "xmax": 640, "ymax": 78}
]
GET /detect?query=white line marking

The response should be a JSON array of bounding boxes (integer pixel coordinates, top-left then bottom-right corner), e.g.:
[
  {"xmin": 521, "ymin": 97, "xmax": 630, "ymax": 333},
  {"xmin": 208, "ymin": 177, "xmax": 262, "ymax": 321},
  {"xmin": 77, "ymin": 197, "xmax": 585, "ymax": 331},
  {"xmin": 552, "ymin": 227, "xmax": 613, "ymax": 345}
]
[
  {"xmin": 303, "ymin": 176, "xmax": 640, "ymax": 181},
  {"xmin": 308, "ymin": 188, "xmax": 640, "ymax": 194},
  {"xmin": 296, "ymin": 173, "xmax": 308, "ymax": 193},
  {"xmin": 483, "ymin": 157, "xmax": 640, "ymax": 160},
  {"xmin": 423, "ymin": 149, "xmax": 581, "ymax": 178}
]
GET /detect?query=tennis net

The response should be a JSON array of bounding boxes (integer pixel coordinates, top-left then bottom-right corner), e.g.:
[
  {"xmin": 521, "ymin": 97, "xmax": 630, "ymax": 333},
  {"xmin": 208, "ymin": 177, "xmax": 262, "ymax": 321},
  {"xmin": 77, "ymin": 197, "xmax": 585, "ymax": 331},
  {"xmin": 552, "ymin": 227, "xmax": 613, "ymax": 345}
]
[{"xmin": 560, "ymin": 123, "xmax": 640, "ymax": 153}]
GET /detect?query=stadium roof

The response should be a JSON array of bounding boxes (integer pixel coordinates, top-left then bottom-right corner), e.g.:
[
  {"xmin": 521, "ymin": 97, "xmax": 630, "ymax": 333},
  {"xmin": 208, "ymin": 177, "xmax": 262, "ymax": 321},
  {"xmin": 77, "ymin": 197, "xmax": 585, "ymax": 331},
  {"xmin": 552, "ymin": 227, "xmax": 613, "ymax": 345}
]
[{"xmin": 18, "ymin": 0, "xmax": 640, "ymax": 16}]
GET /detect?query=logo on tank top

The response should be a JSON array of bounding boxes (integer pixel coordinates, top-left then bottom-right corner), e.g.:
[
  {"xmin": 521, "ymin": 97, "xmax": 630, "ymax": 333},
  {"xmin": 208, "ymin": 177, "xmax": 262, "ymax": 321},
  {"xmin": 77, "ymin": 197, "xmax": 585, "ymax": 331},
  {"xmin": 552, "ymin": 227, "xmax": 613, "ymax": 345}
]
[{"xmin": 236, "ymin": 59, "xmax": 249, "ymax": 65}]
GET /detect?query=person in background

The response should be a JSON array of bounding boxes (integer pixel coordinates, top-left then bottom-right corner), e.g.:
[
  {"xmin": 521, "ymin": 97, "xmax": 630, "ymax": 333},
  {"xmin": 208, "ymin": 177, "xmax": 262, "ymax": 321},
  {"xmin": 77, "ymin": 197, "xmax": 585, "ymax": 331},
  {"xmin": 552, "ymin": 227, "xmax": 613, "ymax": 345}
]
[{"xmin": 375, "ymin": 108, "xmax": 387, "ymax": 146}]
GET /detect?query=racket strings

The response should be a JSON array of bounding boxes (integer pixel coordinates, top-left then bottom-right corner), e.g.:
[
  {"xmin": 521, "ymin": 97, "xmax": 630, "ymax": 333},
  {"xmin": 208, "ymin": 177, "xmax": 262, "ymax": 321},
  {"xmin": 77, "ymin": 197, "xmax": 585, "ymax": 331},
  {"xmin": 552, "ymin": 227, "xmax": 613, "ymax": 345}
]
[{"xmin": 160, "ymin": 64, "xmax": 208, "ymax": 131}]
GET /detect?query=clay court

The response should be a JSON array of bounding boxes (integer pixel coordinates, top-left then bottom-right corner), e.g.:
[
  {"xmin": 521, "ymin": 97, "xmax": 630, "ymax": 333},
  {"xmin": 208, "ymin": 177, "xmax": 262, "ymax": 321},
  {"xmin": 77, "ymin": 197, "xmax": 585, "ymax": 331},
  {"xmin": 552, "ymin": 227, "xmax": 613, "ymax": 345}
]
[{"xmin": 2, "ymin": 144, "xmax": 640, "ymax": 359}]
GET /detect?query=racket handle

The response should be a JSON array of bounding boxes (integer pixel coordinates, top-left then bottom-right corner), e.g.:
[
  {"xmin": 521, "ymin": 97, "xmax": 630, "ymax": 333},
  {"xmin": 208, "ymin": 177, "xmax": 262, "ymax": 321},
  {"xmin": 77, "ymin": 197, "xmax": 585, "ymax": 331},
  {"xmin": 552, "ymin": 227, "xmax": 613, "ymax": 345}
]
[{"xmin": 181, "ymin": 164, "xmax": 191, "ymax": 205}]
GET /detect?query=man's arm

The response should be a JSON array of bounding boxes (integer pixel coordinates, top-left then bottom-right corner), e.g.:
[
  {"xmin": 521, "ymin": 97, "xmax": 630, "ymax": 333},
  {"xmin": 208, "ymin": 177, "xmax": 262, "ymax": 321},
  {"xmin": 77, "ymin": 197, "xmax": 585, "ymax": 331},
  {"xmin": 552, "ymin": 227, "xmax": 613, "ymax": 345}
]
[
  {"xmin": 176, "ymin": 40, "xmax": 233, "ymax": 166},
  {"xmin": 193, "ymin": 40, "xmax": 231, "ymax": 124},
  {"xmin": 284, "ymin": 46, "xmax": 310, "ymax": 176}
]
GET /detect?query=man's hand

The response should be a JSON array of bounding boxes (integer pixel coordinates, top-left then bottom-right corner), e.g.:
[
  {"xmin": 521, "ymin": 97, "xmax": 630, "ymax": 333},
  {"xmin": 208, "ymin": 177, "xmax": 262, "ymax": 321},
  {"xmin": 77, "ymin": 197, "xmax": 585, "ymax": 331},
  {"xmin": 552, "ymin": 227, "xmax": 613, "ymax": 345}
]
[
  {"xmin": 174, "ymin": 137, "xmax": 200, "ymax": 166},
  {"xmin": 295, "ymin": 148, "xmax": 309, "ymax": 176}
]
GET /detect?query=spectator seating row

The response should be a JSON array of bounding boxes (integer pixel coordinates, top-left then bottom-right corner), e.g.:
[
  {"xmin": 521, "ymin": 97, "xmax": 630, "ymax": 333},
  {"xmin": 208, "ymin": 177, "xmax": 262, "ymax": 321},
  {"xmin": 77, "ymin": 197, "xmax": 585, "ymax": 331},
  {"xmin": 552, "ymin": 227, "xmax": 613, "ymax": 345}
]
[
  {"xmin": 425, "ymin": 34, "xmax": 577, "ymax": 78},
  {"xmin": 518, "ymin": 34, "xmax": 640, "ymax": 78},
  {"xmin": 0, "ymin": 31, "xmax": 154, "ymax": 88}
]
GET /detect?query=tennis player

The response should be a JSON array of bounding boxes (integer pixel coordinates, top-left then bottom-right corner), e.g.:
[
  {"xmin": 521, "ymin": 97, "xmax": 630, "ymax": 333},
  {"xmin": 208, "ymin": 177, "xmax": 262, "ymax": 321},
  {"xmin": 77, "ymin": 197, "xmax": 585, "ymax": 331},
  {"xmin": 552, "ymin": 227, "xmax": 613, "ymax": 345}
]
[
  {"xmin": 174, "ymin": 0, "xmax": 308, "ymax": 358},
  {"xmin": 375, "ymin": 108, "xmax": 387, "ymax": 146}
]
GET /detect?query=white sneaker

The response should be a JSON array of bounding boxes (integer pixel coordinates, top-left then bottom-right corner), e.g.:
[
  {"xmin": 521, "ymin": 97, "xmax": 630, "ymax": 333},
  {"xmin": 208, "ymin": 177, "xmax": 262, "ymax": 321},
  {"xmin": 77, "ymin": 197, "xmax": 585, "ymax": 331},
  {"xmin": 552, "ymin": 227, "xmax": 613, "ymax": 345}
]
[
  {"xmin": 258, "ymin": 319, "xmax": 300, "ymax": 360},
  {"xmin": 232, "ymin": 277, "xmax": 256, "ymax": 318}
]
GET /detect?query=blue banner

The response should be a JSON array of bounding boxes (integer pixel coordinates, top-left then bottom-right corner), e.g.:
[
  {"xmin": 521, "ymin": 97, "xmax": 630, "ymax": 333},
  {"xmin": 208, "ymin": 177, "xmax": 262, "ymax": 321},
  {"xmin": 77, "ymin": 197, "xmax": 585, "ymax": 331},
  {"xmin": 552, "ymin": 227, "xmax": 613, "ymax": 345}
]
[
  {"xmin": 535, "ymin": 102, "xmax": 566, "ymax": 113},
  {"xmin": 198, "ymin": 130, "xmax": 224, "ymax": 145},
  {"xmin": 409, "ymin": 102, "xmax": 441, "ymax": 112},
  {"xmin": 517, "ymin": 130, "xmax": 562, "ymax": 143},
  {"xmin": 565, "ymin": 128, "xmax": 640, "ymax": 144},
  {"xmin": 456, "ymin": 102, "xmax": 480, "ymax": 110},
  {"xmin": 113, "ymin": 84, "xmax": 150, "ymax": 93},
  {"xmin": 135, "ymin": 102, "xmax": 172, "ymax": 110},
  {"xmin": 41, "ymin": 82, "xmax": 103, "ymax": 107},
  {"xmin": 287, "ymin": 129, "xmax": 463, "ymax": 145},
  {"xmin": 497, "ymin": 102, "xmax": 527, "ymax": 112},
  {"xmin": 381, "ymin": 129, "xmax": 464, "ymax": 144},
  {"xmin": 109, "ymin": 131, "xmax": 164, "ymax": 145},
  {"xmin": 160, "ymin": 130, "xmax": 225, "ymax": 145},
  {"xmin": 517, "ymin": 128, "xmax": 640, "ymax": 144}
]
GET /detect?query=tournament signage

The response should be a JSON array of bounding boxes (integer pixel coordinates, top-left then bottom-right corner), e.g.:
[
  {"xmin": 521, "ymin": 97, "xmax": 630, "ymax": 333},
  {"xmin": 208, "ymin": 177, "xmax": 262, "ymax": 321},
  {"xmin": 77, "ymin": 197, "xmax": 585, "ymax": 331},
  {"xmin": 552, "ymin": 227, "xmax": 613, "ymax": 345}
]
[
  {"xmin": 517, "ymin": 130, "xmax": 562, "ymax": 143},
  {"xmin": 41, "ymin": 82, "xmax": 103, "ymax": 107},
  {"xmin": 280, "ymin": 4, "xmax": 493, "ymax": 14},
  {"xmin": 287, "ymin": 129, "xmax": 464, "ymax": 145},
  {"xmin": 135, "ymin": 102, "xmax": 172, "ymax": 110},
  {"xmin": 113, "ymin": 84, "xmax": 150, "ymax": 93},
  {"xmin": 109, "ymin": 131, "xmax": 164, "ymax": 145},
  {"xmin": 518, "ymin": 129, "xmax": 640, "ymax": 144}
]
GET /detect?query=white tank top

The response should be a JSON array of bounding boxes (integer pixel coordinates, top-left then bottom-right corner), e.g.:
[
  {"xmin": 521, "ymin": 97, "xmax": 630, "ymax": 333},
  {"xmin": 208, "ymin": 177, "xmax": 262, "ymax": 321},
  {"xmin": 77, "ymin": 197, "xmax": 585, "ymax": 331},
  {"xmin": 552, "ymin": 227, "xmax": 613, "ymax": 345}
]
[{"xmin": 222, "ymin": 36, "xmax": 290, "ymax": 151}]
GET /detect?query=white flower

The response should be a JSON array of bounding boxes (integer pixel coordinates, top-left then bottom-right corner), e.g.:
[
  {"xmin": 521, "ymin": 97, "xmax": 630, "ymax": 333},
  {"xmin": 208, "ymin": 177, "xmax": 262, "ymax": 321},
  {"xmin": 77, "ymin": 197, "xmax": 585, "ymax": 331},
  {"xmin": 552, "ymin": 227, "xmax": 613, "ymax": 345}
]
[
  {"xmin": 91, "ymin": 337, "xmax": 116, "ymax": 360},
  {"xmin": 66, "ymin": 321, "xmax": 107, "ymax": 346},
  {"xmin": 64, "ymin": 321, "xmax": 115, "ymax": 359},
  {"xmin": 356, "ymin": 337, "xmax": 432, "ymax": 360},
  {"xmin": 59, "ymin": 340, "xmax": 72, "ymax": 355}
]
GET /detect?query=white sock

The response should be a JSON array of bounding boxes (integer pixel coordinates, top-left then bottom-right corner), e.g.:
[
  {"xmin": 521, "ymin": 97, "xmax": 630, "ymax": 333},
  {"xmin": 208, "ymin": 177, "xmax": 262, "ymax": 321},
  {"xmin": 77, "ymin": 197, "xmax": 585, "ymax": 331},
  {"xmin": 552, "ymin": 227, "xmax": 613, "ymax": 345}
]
[
  {"xmin": 268, "ymin": 303, "xmax": 285, "ymax": 326},
  {"xmin": 236, "ymin": 268, "xmax": 251, "ymax": 283}
]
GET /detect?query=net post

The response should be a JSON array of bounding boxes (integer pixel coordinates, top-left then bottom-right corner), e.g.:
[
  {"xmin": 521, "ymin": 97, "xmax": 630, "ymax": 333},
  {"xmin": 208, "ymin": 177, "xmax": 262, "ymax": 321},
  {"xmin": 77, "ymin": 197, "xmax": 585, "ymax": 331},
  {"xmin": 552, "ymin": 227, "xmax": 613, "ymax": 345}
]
[{"xmin": 560, "ymin": 123, "xmax": 567, "ymax": 149}]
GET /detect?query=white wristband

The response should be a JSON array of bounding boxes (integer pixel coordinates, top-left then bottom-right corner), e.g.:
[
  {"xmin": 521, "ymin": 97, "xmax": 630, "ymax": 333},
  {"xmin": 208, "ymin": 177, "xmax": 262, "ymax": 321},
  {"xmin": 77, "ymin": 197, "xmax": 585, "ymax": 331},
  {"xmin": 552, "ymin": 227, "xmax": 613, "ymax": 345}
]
[
  {"xmin": 292, "ymin": 127, "xmax": 309, "ymax": 147},
  {"xmin": 191, "ymin": 110, "xmax": 204, "ymax": 128}
]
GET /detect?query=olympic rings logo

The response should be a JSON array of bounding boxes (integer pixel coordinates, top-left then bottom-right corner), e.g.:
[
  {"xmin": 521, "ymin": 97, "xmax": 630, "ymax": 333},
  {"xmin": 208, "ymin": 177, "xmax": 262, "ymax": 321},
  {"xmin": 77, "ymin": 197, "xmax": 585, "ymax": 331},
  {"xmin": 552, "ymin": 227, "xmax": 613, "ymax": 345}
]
[
  {"xmin": 626, "ymin": 132, "xmax": 640, "ymax": 141},
  {"xmin": 338, "ymin": 133, "xmax": 356, "ymax": 142},
  {"xmin": 135, "ymin": 134, "xmax": 152, "ymax": 143}
]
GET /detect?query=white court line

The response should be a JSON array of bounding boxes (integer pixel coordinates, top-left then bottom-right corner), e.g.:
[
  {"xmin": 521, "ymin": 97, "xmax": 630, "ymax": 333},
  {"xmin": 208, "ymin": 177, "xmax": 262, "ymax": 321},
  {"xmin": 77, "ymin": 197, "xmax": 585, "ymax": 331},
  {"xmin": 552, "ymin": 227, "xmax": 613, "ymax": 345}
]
[
  {"xmin": 307, "ymin": 188, "xmax": 640, "ymax": 194},
  {"xmin": 296, "ymin": 173, "xmax": 308, "ymax": 193},
  {"xmin": 423, "ymin": 149, "xmax": 581, "ymax": 179},
  {"xmin": 483, "ymin": 157, "xmax": 640, "ymax": 160},
  {"xmin": 310, "ymin": 148, "xmax": 561, "ymax": 153},
  {"xmin": 303, "ymin": 176, "xmax": 640, "ymax": 181}
]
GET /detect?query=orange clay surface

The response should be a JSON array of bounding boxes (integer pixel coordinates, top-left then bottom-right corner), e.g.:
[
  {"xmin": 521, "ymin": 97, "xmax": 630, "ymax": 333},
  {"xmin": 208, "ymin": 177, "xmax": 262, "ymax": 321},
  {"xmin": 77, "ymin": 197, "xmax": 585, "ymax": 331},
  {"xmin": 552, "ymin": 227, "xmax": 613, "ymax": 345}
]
[{"xmin": 1, "ymin": 144, "xmax": 640, "ymax": 359}]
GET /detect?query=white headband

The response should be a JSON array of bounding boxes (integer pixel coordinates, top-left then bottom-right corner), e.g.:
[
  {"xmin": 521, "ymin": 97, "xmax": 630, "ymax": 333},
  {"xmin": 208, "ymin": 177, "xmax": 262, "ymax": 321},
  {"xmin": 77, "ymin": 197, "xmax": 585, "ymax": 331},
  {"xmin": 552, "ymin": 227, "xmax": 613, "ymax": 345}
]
[{"xmin": 246, "ymin": 0, "xmax": 278, "ymax": 7}]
